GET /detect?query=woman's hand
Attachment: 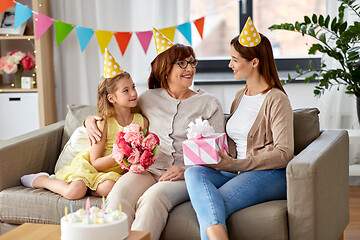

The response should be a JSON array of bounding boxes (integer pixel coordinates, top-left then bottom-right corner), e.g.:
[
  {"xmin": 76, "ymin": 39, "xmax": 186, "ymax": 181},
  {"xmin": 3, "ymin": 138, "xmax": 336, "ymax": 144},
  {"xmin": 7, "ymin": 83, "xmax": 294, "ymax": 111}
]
[
  {"xmin": 84, "ymin": 115, "xmax": 103, "ymax": 145},
  {"xmin": 207, "ymin": 151, "xmax": 234, "ymax": 171},
  {"xmin": 159, "ymin": 166, "xmax": 185, "ymax": 181}
]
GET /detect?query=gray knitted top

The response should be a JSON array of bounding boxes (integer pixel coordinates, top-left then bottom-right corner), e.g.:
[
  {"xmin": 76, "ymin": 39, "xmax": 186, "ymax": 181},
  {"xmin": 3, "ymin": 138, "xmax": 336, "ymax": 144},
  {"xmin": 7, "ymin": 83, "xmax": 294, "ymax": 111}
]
[{"xmin": 138, "ymin": 88, "xmax": 225, "ymax": 170}]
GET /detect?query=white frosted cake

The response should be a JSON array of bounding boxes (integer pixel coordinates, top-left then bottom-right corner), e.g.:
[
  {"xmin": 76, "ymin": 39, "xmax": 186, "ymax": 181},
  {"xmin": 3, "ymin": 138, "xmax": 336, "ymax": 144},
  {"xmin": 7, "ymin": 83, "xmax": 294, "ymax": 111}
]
[{"xmin": 60, "ymin": 206, "xmax": 128, "ymax": 240}]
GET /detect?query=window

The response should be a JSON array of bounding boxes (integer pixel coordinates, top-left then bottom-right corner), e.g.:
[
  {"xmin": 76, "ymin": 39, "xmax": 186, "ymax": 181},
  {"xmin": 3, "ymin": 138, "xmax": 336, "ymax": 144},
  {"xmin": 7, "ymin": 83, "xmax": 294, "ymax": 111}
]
[
  {"xmin": 190, "ymin": 0, "xmax": 239, "ymax": 58},
  {"xmin": 192, "ymin": 0, "xmax": 326, "ymax": 75}
]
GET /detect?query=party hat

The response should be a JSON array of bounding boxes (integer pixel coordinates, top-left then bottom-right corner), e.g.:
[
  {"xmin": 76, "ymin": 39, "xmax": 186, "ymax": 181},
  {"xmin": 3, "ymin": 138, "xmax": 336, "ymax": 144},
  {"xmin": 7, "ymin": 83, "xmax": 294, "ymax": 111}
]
[
  {"xmin": 103, "ymin": 49, "xmax": 124, "ymax": 78},
  {"xmin": 238, "ymin": 17, "xmax": 261, "ymax": 47},
  {"xmin": 152, "ymin": 28, "xmax": 174, "ymax": 54}
]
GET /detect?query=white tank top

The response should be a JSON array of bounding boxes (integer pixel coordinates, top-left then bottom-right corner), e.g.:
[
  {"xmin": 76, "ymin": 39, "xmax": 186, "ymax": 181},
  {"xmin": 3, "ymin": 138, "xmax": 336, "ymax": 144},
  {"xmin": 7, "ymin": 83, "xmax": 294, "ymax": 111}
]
[{"xmin": 226, "ymin": 90, "xmax": 269, "ymax": 159}]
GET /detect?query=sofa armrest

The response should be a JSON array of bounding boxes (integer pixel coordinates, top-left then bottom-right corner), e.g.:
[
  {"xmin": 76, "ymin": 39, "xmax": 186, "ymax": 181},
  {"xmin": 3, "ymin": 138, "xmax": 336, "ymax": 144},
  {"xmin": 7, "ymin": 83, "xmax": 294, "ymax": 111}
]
[
  {"xmin": 0, "ymin": 121, "xmax": 64, "ymax": 191},
  {"xmin": 286, "ymin": 130, "xmax": 349, "ymax": 240}
]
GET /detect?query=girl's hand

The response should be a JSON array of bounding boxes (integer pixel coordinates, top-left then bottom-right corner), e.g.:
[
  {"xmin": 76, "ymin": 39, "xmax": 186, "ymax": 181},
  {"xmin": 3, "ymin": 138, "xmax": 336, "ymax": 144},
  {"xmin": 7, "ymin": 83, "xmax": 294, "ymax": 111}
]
[
  {"xmin": 207, "ymin": 151, "xmax": 234, "ymax": 171},
  {"xmin": 85, "ymin": 115, "xmax": 103, "ymax": 145},
  {"xmin": 159, "ymin": 166, "xmax": 185, "ymax": 181}
]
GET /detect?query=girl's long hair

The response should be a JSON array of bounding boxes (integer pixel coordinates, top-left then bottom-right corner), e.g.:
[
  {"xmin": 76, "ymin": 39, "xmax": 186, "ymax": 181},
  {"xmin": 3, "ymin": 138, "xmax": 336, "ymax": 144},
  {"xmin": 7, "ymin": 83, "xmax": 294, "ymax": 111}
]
[
  {"xmin": 230, "ymin": 33, "xmax": 286, "ymax": 94},
  {"xmin": 97, "ymin": 72, "xmax": 131, "ymax": 118},
  {"xmin": 148, "ymin": 43, "xmax": 196, "ymax": 89}
]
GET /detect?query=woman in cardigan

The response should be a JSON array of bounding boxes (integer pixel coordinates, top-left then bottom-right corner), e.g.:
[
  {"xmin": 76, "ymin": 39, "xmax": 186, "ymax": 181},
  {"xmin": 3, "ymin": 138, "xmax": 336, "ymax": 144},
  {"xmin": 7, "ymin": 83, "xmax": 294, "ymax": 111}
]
[
  {"xmin": 184, "ymin": 19, "xmax": 294, "ymax": 240},
  {"xmin": 85, "ymin": 42, "xmax": 224, "ymax": 240}
]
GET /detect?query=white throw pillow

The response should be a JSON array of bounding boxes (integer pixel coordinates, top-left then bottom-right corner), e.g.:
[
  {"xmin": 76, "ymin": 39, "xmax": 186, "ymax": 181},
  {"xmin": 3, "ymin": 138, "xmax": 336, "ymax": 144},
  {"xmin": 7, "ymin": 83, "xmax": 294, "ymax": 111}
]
[{"xmin": 54, "ymin": 126, "xmax": 90, "ymax": 173}]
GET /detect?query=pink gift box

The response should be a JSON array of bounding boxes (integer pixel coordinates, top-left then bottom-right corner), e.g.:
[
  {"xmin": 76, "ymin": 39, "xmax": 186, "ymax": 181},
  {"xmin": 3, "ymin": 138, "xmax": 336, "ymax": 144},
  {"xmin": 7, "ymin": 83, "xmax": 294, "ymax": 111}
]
[{"xmin": 182, "ymin": 133, "xmax": 229, "ymax": 165}]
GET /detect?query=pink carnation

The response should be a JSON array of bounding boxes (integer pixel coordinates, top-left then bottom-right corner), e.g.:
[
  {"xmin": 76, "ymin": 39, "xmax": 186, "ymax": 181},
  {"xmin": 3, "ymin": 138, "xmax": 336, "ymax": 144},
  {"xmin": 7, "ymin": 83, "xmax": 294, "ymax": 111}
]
[
  {"xmin": 116, "ymin": 137, "xmax": 132, "ymax": 157},
  {"xmin": 130, "ymin": 164, "xmax": 145, "ymax": 174},
  {"xmin": 124, "ymin": 131, "xmax": 143, "ymax": 148},
  {"xmin": 139, "ymin": 150, "xmax": 155, "ymax": 170},
  {"xmin": 112, "ymin": 144, "xmax": 125, "ymax": 163},
  {"xmin": 127, "ymin": 148, "xmax": 140, "ymax": 164},
  {"xmin": 142, "ymin": 133, "xmax": 159, "ymax": 151},
  {"xmin": 123, "ymin": 123, "xmax": 141, "ymax": 133},
  {"xmin": 116, "ymin": 132, "xmax": 126, "ymax": 145}
]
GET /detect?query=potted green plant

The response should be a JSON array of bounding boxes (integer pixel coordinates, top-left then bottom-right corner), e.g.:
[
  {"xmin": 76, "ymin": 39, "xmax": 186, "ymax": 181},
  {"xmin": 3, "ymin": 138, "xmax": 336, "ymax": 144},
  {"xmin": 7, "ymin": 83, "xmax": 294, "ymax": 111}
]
[{"xmin": 268, "ymin": 0, "xmax": 360, "ymax": 123}]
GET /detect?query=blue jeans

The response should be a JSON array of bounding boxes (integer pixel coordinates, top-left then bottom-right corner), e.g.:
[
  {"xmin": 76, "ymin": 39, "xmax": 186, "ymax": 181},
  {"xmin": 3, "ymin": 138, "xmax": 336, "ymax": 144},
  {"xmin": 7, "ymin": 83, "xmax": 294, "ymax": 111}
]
[{"xmin": 184, "ymin": 166, "xmax": 287, "ymax": 240}]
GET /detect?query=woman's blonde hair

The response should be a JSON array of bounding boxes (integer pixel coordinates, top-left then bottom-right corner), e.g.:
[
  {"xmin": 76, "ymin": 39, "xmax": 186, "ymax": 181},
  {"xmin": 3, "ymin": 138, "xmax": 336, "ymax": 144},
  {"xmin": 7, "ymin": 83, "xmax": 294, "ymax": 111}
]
[{"xmin": 97, "ymin": 72, "xmax": 131, "ymax": 118}]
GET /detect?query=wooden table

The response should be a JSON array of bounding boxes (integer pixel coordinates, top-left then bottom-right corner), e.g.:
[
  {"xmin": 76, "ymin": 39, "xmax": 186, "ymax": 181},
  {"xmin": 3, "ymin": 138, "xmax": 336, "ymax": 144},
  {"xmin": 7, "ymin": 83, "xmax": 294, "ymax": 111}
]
[{"xmin": 0, "ymin": 223, "xmax": 150, "ymax": 240}]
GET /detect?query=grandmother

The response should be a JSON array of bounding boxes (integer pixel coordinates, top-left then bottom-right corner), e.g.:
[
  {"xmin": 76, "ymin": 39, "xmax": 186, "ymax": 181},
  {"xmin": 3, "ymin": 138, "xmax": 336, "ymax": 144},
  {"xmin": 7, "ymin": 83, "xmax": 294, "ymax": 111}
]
[{"xmin": 85, "ymin": 42, "xmax": 224, "ymax": 239}]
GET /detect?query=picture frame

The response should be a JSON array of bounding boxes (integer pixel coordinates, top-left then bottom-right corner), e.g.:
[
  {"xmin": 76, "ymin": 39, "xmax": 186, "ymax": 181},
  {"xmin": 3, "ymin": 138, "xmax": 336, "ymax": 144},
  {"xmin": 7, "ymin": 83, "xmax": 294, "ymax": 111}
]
[{"xmin": 0, "ymin": 6, "xmax": 26, "ymax": 35}]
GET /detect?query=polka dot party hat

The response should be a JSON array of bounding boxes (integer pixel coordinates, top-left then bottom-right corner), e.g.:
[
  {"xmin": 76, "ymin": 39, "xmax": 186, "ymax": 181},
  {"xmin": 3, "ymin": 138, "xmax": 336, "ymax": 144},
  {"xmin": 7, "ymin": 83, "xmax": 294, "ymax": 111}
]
[
  {"xmin": 153, "ymin": 28, "xmax": 174, "ymax": 55},
  {"xmin": 103, "ymin": 49, "xmax": 124, "ymax": 78},
  {"xmin": 238, "ymin": 17, "xmax": 261, "ymax": 47}
]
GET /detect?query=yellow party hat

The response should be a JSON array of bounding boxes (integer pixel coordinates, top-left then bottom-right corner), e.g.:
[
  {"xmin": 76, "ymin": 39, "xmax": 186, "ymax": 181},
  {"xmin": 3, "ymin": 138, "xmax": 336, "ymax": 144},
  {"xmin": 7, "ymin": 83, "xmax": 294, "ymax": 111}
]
[
  {"xmin": 152, "ymin": 28, "xmax": 174, "ymax": 54},
  {"xmin": 238, "ymin": 17, "xmax": 261, "ymax": 47},
  {"xmin": 103, "ymin": 49, "xmax": 124, "ymax": 78}
]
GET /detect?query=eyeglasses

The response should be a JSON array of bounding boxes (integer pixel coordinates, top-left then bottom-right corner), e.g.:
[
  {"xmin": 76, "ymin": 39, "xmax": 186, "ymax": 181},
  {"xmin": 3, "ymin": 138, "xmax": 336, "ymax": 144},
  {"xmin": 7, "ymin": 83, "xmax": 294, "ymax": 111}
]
[{"xmin": 173, "ymin": 59, "xmax": 198, "ymax": 69}]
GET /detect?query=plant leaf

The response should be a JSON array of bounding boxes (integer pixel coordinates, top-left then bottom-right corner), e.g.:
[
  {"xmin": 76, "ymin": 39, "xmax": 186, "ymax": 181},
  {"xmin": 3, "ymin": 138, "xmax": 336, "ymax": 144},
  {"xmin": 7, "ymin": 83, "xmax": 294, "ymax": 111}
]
[
  {"xmin": 339, "ymin": 22, "xmax": 348, "ymax": 34},
  {"xmin": 152, "ymin": 144, "xmax": 159, "ymax": 156},
  {"xmin": 319, "ymin": 33, "xmax": 326, "ymax": 43},
  {"xmin": 308, "ymin": 26, "xmax": 316, "ymax": 37},
  {"xmin": 324, "ymin": 15, "xmax": 330, "ymax": 28},
  {"xmin": 312, "ymin": 14, "xmax": 318, "ymax": 24},
  {"xmin": 318, "ymin": 15, "xmax": 324, "ymax": 26},
  {"xmin": 123, "ymin": 157, "xmax": 131, "ymax": 167},
  {"xmin": 141, "ymin": 128, "xmax": 147, "ymax": 136},
  {"xmin": 331, "ymin": 17, "xmax": 338, "ymax": 32}
]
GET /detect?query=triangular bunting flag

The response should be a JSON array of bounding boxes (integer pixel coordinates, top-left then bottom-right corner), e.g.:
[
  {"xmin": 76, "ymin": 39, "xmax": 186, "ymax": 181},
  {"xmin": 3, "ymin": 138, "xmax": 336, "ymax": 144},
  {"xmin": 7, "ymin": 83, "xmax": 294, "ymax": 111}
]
[
  {"xmin": 75, "ymin": 26, "xmax": 94, "ymax": 52},
  {"xmin": 0, "ymin": 0, "xmax": 15, "ymax": 14},
  {"xmin": 34, "ymin": 12, "xmax": 54, "ymax": 40},
  {"xmin": 55, "ymin": 20, "xmax": 75, "ymax": 45},
  {"xmin": 177, "ymin": 22, "xmax": 192, "ymax": 45},
  {"xmin": 136, "ymin": 31, "xmax": 153, "ymax": 54},
  {"xmin": 14, "ymin": 3, "xmax": 33, "ymax": 29},
  {"xmin": 159, "ymin": 26, "xmax": 176, "ymax": 42},
  {"xmin": 95, "ymin": 30, "xmax": 114, "ymax": 55},
  {"xmin": 114, "ymin": 32, "xmax": 132, "ymax": 56},
  {"xmin": 194, "ymin": 17, "xmax": 205, "ymax": 39}
]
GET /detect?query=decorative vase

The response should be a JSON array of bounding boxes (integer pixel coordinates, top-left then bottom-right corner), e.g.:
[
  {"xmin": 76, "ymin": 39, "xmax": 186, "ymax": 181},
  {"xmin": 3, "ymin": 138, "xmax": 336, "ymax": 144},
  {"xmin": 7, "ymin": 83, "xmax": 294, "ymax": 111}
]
[{"xmin": 13, "ymin": 67, "xmax": 24, "ymax": 88}]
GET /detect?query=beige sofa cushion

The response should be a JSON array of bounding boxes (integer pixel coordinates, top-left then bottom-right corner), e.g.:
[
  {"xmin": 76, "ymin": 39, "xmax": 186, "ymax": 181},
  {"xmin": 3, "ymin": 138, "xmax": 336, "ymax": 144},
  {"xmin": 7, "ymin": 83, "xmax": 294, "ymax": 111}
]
[
  {"xmin": 161, "ymin": 200, "xmax": 288, "ymax": 240},
  {"xmin": 0, "ymin": 186, "xmax": 101, "ymax": 225},
  {"xmin": 293, "ymin": 108, "xmax": 320, "ymax": 155},
  {"xmin": 55, "ymin": 126, "xmax": 89, "ymax": 173},
  {"xmin": 61, "ymin": 104, "xmax": 96, "ymax": 149}
]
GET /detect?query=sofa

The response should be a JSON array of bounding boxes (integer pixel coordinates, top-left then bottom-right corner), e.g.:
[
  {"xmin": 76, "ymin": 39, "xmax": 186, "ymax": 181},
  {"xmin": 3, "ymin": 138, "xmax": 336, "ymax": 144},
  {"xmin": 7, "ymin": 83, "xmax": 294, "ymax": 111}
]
[{"xmin": 0, "ymin": 105, "xmax": 349, "ymax": 240}]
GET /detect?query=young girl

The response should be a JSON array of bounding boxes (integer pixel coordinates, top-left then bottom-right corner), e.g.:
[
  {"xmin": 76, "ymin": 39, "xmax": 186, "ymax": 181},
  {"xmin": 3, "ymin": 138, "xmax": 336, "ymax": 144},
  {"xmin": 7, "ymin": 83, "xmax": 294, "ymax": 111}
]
[{"xmin": 21, "ymin": 50, "xmax": 148, "ymax": 200}]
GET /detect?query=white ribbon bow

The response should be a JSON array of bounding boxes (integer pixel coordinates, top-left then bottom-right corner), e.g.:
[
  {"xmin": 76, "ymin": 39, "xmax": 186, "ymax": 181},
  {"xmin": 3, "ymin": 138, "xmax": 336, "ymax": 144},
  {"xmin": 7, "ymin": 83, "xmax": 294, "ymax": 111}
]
[{"xmin": 186, "ymin": 117, "xmax": 215, "ymax": 139}]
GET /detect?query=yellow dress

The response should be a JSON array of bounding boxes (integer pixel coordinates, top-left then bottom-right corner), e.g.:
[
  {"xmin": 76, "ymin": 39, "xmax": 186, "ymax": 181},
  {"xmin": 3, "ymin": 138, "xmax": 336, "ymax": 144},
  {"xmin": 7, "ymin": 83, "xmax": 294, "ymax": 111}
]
[{"xmin": 55, "ymin": 113, "xmax": 145, "ymax": 190}]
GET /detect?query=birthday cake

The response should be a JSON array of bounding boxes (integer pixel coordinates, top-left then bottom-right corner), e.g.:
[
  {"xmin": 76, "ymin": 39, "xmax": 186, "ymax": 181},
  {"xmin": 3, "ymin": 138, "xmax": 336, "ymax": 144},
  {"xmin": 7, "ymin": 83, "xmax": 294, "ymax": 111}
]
[{"xmin": 60, "ymin": 206, "xmax": 128, "ymax": 240}]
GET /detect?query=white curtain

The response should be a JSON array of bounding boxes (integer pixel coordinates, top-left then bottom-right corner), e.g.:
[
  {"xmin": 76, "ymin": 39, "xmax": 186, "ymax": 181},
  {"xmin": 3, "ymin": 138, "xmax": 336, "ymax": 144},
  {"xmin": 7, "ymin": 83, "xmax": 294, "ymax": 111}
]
[
  {"xmin": 50, "ymin": 0, "xmax": 190, "ymax": 120},
  {"xmin": 319, "ymin": 0, "xmax": 359, "ymax": 129}
]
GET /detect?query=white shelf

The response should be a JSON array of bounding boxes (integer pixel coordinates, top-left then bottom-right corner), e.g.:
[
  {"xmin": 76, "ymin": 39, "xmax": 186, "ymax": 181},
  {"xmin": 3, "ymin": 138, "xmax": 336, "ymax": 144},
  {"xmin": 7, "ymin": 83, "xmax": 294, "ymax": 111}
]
[{"xmin": 0, "ymin": 92, "xmax": 39, "ymax": 140}]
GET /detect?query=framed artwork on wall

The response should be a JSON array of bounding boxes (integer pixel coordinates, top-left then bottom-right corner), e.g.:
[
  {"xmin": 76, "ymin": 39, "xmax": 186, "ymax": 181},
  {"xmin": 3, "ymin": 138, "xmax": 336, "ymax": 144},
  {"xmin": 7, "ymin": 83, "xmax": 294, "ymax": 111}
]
[{"xmin": 0, "ymin": 6, "xmax": 26, "ymax": 35}]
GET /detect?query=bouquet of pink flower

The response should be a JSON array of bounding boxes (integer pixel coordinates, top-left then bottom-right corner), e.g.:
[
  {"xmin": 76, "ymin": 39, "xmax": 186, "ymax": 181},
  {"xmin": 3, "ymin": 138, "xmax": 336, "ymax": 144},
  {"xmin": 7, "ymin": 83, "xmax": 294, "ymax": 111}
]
[
  {"xmin": 0, "ymin": 50, "xmax": 35, "ymax": 74},
  {"xmin": 112, "ymin": 123, "xmax": 160, "ymax": 173}
]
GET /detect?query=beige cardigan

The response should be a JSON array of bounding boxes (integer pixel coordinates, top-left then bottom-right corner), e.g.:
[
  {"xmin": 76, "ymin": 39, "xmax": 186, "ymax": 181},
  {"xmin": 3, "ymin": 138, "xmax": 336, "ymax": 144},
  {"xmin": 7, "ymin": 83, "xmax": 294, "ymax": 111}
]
[
  {"xmin": 138, "ymin": 88, "xmax": 225, "ymax": 170},
  {"xmin": 227, "ymin": 88, "xmax": 294, "ymax": 171}
]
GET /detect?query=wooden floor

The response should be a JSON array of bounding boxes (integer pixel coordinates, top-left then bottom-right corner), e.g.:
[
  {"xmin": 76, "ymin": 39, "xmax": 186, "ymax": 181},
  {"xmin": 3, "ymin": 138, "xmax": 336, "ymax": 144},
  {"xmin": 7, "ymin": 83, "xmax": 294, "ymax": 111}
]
[{"xmin": 345, "ymin": 186, "xmax": 360, "ymax": 240}]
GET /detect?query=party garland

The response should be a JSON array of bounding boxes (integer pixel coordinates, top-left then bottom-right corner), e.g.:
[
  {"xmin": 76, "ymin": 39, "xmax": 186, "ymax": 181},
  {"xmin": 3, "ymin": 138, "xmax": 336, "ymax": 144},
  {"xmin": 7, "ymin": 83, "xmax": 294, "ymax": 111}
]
[{"xmin": 0, "ymin": 0, "xmax": 237, "ymax": 55}]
